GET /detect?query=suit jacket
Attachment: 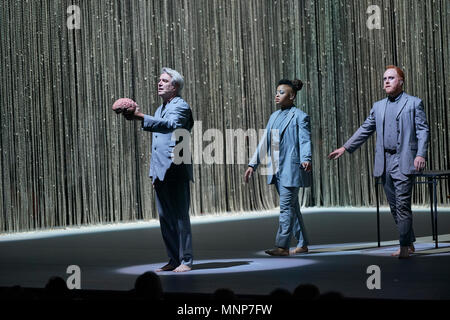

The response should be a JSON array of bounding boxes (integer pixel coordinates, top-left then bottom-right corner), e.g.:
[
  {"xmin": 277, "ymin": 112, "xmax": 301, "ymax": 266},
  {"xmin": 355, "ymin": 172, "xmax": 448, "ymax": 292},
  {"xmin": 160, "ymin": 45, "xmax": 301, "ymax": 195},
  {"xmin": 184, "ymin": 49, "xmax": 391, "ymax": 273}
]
[
  {"xmin": 142, "ymin": 96, "xmax": 194, "ymax": 182},
  {"xmin": 343, "ymin": 92, "xmax": 429, "ymax": 177},
  {"xmin": 249, "ymin": 106, "xmax": 312, "ymax": 187}
]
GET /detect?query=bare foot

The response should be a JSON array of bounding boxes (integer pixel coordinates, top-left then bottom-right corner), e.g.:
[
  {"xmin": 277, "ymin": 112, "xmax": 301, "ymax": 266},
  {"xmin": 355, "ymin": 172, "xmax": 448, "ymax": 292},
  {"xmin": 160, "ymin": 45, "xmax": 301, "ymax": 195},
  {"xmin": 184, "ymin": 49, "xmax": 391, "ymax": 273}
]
[
  {"xmin": 290, "ymin": 246, "xmax": 309, "ymax": 255},
  {"xmin": 391, "ymin": 245, "xmax": 415, "ymax": 257},
  {"xmin": 173, "ymin": 264, "xmax": 192, "ymax": 272},
  {"xmin": 155, "ymin": 263, "xmax": 176, "ymax": 272}
]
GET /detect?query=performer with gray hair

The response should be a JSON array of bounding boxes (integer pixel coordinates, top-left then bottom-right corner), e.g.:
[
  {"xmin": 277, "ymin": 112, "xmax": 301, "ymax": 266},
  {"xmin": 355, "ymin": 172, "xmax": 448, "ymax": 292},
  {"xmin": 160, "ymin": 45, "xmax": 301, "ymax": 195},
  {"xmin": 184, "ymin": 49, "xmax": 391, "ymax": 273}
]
[{"xmin": 124, "ymin": 67, "xmax": 194, "ymax": 272}]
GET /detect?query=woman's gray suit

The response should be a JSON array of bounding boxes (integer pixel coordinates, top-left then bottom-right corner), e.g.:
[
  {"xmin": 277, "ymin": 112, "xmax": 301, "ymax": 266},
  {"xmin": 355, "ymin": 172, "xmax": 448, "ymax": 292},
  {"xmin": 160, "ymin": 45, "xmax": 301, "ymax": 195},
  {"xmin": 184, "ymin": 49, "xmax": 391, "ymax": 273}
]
[{"xmin": 249, "ymin": 106, "xmax": 312, "ymax": 249}]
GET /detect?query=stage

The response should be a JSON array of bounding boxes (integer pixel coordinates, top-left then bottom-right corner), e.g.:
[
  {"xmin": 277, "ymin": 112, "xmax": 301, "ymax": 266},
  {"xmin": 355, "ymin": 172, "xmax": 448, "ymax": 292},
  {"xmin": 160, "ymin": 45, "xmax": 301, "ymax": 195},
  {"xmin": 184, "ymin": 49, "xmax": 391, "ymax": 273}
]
[{"xmin": 1, "ymin": 207, "xmax": 450, "ymax": 300}]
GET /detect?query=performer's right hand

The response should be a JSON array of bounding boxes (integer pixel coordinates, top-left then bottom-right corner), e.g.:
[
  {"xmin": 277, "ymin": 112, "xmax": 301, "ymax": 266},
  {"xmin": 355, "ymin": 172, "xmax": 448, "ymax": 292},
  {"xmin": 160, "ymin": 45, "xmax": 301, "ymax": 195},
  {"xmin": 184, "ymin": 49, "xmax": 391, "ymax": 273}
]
[
  {"xmin": 124, "ymin": 105, "xmax": 145, "ymax": 121},
  {"xmin": 328, "ymin": 147, "xmax": 346, "ymax": 160},
  {"xmin": 244, "ymin": 167, "xmax": 254, "ymax": 183}
]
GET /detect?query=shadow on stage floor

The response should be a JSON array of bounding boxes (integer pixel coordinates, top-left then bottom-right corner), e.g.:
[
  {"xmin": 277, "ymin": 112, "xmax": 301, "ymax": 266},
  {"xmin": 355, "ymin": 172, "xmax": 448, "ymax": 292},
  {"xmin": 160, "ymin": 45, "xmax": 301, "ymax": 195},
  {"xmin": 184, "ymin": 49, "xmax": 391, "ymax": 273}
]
[{"xmin": 1, "ymin": 207, "xmax": 450, "ymax": 301}]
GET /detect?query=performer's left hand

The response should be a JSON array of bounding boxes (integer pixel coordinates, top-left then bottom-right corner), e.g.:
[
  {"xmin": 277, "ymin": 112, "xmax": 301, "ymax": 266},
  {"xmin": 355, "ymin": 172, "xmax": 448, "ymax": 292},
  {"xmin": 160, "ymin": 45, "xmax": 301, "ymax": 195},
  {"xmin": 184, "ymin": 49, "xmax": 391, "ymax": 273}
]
[
  {"xmin": 414, "ymin": 156, "xmax": 426, "ymax": 171},
  {"xmin": 302, "ymin": 161, "xmax": 312, "ymax": 172}
]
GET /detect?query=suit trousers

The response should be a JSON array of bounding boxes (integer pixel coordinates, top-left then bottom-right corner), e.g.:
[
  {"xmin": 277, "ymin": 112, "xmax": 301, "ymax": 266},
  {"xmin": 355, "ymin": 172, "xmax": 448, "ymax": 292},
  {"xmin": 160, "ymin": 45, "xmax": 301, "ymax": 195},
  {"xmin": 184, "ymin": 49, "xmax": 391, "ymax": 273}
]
[
  {"xmin": 154, "ymin": 176, "xmax": 193, "ymax": 267},
  {"xmin": 381, "ymin": 152, "xmax": 416, "ymax": 247},
  {"xmin": 274, "ymin": 177, "xmax": 309, "ymax": 249}
]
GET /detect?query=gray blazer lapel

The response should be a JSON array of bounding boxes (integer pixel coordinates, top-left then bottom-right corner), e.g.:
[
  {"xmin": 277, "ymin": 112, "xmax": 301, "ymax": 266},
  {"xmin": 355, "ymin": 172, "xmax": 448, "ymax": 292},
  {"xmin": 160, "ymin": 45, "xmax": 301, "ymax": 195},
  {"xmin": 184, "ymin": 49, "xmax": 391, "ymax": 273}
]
[
  {"xmin": 378, "ymin": 98, "xmax": 388, "ymax": 140},
  {"xmin": 161, "ymin": 97, "xmax": 181, "ymax": 118},
  {"xmin": 396, "ymin": 94, "xmax": 409, "ymax": 119},
  {"xmin": 160, "ymin": 104, "xmax": 169, "ymax": 118},
  {"xmin": 156, "ymin": 105, "xmax": 163, "ymax": 117},
  {"xmin": 266, "ymin": 110, "xmax": 280, "ymax": 147},
  {"xmin": 280, "ymin": 107, "xmax": 297, "ymax": 137}
]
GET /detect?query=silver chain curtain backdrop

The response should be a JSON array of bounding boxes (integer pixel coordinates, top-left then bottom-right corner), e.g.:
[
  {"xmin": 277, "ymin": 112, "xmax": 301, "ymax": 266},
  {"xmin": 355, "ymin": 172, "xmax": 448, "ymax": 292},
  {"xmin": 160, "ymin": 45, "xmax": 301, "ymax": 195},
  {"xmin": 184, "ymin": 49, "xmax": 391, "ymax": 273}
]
[{"xmin": 1, "ymin": 0, "xmax": 449, "ymax": 233}]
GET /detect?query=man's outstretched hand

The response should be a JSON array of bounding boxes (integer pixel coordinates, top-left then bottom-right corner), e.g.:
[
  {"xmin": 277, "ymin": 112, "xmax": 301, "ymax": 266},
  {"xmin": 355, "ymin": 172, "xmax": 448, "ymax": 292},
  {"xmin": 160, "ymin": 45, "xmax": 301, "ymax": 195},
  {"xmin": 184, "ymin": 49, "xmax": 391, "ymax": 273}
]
[{"xmin": 328, "ymin": 147, "xmax": 346, "ymax": 160}]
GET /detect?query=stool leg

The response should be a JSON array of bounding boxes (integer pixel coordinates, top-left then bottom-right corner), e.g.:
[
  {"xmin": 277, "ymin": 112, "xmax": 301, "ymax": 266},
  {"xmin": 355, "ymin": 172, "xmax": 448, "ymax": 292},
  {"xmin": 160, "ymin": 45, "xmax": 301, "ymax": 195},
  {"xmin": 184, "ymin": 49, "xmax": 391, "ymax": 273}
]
[
  {"xmin": 433, "ymin": 179, "xmax": 438, "ymax": 248},
  {"xmin": 376, "ymin": 178, "xmax": 380, "ymax": 247},
  {"xmin": 428, "ymin": 178, "xmax": 435, "ymax": 241}
]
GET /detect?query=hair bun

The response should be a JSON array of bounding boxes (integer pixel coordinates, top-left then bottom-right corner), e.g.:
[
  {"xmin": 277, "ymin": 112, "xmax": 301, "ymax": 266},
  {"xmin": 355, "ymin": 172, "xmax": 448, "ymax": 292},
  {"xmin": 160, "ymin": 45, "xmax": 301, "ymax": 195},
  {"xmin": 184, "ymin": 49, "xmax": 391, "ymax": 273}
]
[{"xmin": 291, "ymin": 79, "xmax": 303, "ymax": 92}]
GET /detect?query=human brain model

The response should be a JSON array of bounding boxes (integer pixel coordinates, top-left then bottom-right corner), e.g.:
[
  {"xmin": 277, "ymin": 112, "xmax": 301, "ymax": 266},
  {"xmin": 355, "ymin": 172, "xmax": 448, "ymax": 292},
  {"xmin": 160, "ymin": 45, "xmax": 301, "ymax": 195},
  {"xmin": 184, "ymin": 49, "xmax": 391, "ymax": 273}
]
[{"xmin": 112, "ymin": 98, "xmax": 138, "ymax": 114}]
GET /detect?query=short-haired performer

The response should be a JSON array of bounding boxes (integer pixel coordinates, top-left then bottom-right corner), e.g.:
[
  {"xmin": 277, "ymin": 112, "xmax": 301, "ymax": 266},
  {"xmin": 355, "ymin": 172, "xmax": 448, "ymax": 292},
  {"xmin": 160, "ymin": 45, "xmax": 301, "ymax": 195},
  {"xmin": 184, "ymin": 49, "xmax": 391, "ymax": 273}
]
[
  {"xmin": 245, "ymin": 79, "xmax": 312, "ymax": 256},
  {"xmin": 119, "ymin": 67, "xmax": 194, "ymax": 272},
  {"xmin": 328, "ymin": 66, "xmax": 429, "ymax": 259}
]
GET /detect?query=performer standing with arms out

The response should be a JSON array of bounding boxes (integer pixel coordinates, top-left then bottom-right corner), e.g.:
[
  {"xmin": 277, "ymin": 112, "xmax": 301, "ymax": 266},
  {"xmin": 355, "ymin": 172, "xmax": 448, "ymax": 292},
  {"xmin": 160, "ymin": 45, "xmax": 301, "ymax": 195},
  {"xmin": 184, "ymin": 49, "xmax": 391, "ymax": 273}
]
[
  {"xmin": 244, "ymin": 79, "xmax": 312, "ymax": 256},
  {"xmin": 328, "ymin": 65, "xmax": 429, "ymax": 259},
  {"xmin": 121, "ymin": 67, "xmax": 194, "ymax": 272}
]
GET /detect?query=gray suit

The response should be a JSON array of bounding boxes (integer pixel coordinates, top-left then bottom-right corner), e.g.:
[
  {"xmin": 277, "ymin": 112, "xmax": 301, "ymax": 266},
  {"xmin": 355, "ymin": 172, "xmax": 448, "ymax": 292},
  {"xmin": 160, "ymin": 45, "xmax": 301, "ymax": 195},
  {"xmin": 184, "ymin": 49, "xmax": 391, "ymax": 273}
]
[
  {"xmin": 142, "ymin": 96, "xmax": 194, "ymax": 267},
  {"xmin": 249, "ymin": 106, "xmax": 312, "ymax": 249},
  {"xmin": 343, "ymin": 92, "xmax": 429, "ymax": 246}
]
